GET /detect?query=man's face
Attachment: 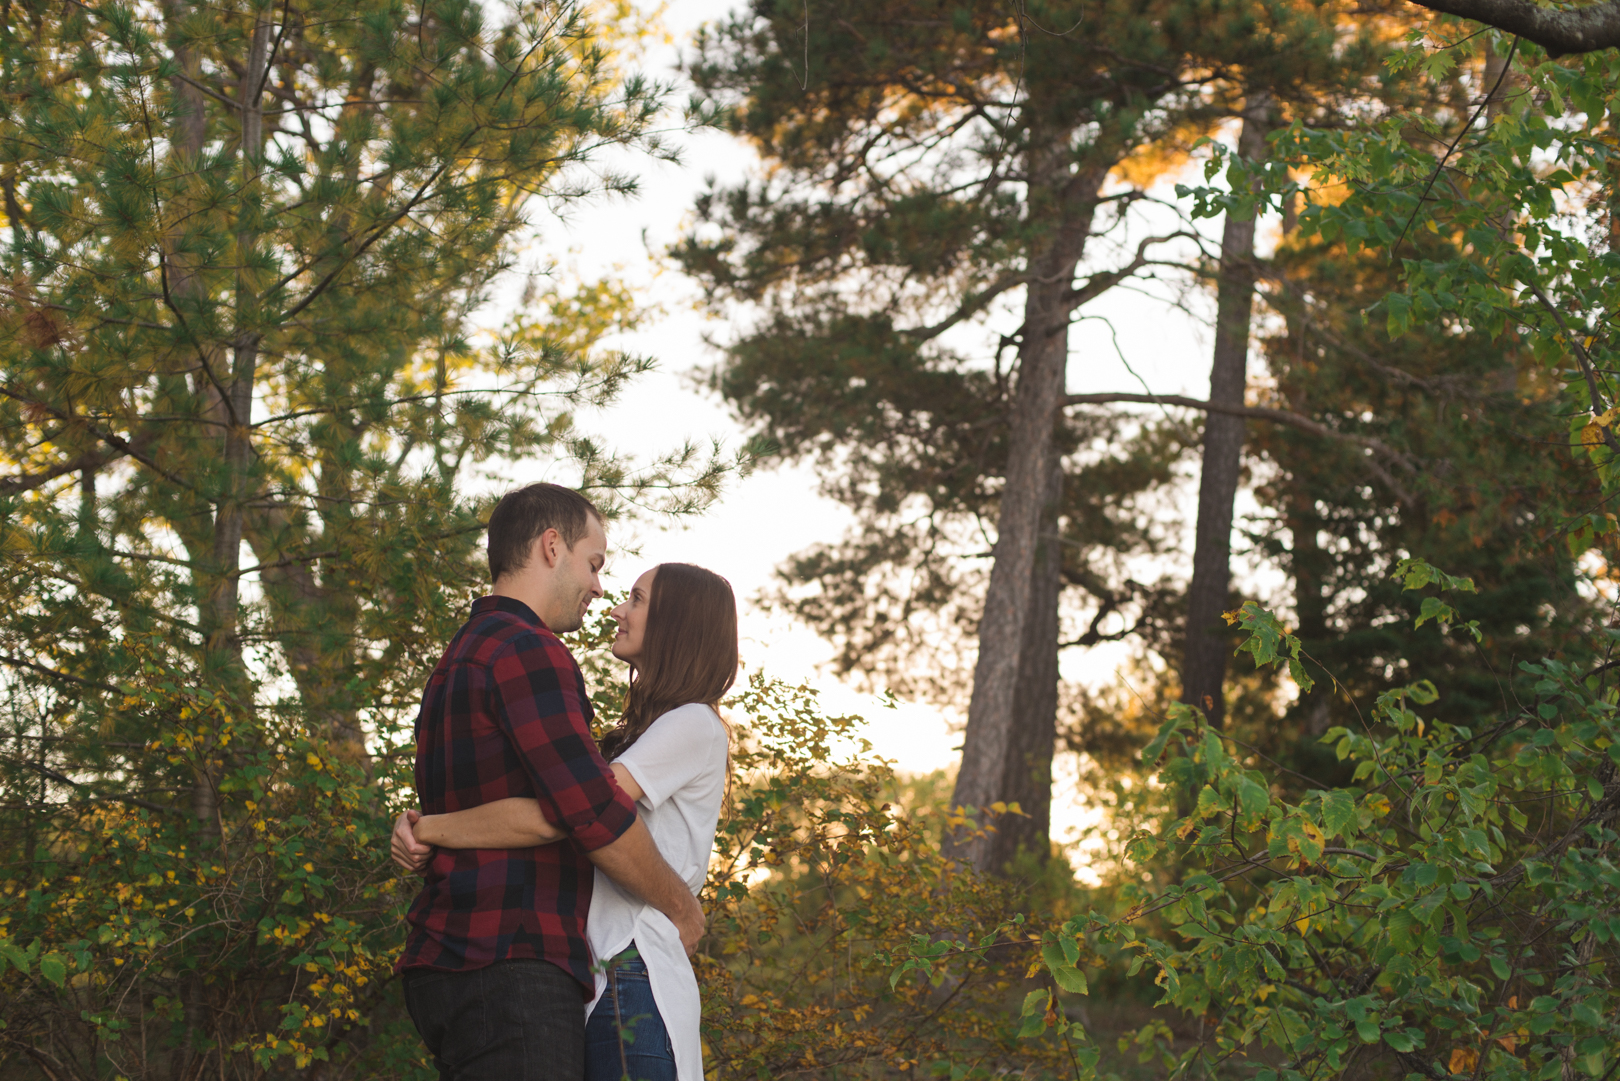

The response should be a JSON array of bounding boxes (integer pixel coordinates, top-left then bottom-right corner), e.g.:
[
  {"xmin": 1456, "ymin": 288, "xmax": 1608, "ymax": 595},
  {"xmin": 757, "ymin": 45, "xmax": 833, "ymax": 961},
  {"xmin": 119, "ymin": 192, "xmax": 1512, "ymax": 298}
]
[{"xmin": 544, "ymin": 516, "xmax": 606, "ymax": 633}]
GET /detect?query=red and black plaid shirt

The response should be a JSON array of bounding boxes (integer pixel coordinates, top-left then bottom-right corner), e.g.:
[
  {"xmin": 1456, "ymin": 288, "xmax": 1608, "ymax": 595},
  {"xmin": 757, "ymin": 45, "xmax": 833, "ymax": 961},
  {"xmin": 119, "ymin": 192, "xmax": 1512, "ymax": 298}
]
[{"xmin": 397, "ymin": 596, "xmax": 636, "ymax": 995}]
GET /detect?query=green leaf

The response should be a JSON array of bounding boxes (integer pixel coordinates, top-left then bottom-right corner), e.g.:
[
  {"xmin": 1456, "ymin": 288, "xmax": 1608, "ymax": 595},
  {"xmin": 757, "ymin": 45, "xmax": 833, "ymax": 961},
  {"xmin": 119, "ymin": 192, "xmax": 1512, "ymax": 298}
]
[
  {"xmin": 1383, "ymin": 1029, "xmax": 1416, "ymax": 1053},
  {"xmin": 1415, "ymin": 595, "xmax": 1458, "ymax": 629},
  {"xmin": 1051, "ymin": 963, "xmax": 1089, "ymax": 995},
  {"xmin": 1238, "ymin": 776, "xmax": 1271, "ymax": 822},
  {"xmin": 1142, "ymin": 707, "xmax": 1193, "ymax": 768},
  {"xmin": 1018, "ymin": 989, "xmax": 1050, "ymax": 1038},
  {"xmin": 1321, "ymin": 790, "xmax": 1356, "ymax": 838},
  {"xmin": 1392, "ymin": 558, "xmax": 1476, "ymax": 593},
  {"xmin": 39, "ymin": 953, "xmax": 67, "ymax": 989},
  {"xmin": 0, "ymin": 940, "xmax": 27, "ymax": 976}
]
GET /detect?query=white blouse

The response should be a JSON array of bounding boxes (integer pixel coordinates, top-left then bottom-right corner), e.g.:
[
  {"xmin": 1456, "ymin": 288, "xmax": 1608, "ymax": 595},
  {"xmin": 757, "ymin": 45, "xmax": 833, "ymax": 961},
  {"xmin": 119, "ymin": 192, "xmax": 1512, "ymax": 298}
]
[{"xmin": 585, "ymin": 702, "xmax": 728, "ymax": 1081}]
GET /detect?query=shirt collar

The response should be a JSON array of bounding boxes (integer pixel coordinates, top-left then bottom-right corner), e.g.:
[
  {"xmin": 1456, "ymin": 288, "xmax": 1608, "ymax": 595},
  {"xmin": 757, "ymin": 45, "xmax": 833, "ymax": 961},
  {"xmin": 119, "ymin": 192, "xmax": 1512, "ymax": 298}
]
[{"xmin": 472, "ymin": 595, "xmax": 547, "ymax": 629}]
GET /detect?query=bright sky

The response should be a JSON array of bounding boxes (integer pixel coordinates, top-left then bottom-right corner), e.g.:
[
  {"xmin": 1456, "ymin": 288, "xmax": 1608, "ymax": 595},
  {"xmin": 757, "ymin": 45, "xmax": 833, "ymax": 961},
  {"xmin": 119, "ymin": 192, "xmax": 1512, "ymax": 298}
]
[{"xmin": 512, "ymin": 0, "xmax": 1273, "ymax": 856}]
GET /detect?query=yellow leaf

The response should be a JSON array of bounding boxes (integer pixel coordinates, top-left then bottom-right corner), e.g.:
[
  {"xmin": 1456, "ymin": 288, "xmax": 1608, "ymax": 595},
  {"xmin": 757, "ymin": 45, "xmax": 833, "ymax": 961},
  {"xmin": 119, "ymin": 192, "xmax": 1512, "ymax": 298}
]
[
  {"xmin": 1449, "ymin": 1048, "xmax": 1479, "ymax": 1073},
  {"xmin": 1583, "ymin": 406, "xmax": 1620, "ymax": 447}
]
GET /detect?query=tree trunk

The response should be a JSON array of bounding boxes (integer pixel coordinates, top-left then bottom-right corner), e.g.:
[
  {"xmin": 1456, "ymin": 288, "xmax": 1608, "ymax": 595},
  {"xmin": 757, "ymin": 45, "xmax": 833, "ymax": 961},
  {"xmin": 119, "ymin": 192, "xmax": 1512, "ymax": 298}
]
[
  {"xmin": 1180, "ymin": 98, "xmax": 1270, "ymax": 728},
  {"xmin": 1288, "ymin": 483, "xmax": 1332, "ymax": 736},
  {"xmin": 981, "ymin": 450, "xmax": 1064, "ymax": 872},
  {"xmin": 946, "ymin": 149, "xmax": 1102, "ymax": 872}
]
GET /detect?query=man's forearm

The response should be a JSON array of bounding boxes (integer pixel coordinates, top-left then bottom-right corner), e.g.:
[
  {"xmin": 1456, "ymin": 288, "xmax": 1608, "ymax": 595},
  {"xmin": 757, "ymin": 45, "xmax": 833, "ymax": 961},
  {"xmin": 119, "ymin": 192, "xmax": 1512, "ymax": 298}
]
[{"xmin": 586, "ymin": 818, "xmax": 700, "ymax": 923}]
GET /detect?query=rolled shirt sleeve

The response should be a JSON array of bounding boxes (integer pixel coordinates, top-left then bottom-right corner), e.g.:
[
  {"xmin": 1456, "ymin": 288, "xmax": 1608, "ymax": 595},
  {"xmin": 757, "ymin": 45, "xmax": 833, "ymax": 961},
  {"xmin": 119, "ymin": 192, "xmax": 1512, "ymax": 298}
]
[{"xmin": 489, "ymin": 634, "xmax": 637, "ymax": 852}]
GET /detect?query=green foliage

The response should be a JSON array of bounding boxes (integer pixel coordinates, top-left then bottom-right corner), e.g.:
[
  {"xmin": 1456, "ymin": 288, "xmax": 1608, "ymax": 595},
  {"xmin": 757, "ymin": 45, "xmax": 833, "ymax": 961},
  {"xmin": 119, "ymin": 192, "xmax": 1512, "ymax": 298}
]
[
  {"xmin": 0, "ymin": 634, "xmax": 422, "ymax": 1074},
  {"xmin": 0, "ymin": 0, "xmax": 742, "ymax": 1075},
  {"xmin": 1241, "ymin": 221, "xmax": 1595, "ymax": 756},
  {"xmin": 879, "ymin": 589, "xmax": 1619, "ymax": 1080},
  {"xmin": 1018, "ymin": 599, "xmax": 1620, "ymax": 1081},
  {"xmin": 1223, "ymin": 601, "xmax": 1316, "ymax": 695}
]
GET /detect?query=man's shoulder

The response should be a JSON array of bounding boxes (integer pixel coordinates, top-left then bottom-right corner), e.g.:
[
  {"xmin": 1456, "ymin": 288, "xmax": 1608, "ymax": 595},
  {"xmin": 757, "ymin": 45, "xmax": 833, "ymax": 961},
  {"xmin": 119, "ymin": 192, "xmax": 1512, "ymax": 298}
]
[{"xmin": 451, "ymin": 608, "xmax": 574, "ymax": 669}]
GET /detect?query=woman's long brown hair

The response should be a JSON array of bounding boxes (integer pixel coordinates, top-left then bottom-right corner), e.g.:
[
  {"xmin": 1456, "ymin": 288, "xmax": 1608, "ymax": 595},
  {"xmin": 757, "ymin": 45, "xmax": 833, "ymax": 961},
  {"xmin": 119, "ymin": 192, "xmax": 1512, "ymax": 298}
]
[{"xmin": 598, "ymin": 563, "xmax": 738, "ymax": 759}]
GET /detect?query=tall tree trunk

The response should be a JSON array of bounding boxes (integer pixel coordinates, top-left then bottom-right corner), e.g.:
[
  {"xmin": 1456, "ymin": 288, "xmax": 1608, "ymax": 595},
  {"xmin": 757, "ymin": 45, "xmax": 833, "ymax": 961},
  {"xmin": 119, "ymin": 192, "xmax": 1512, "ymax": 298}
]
[
  {"xmin": 179, "ymin": 22, "xmax": 268, "ymax": 1081},
  {"xmin": 946, "ymin": 148, "xmax": 1101, "ymax": 872},
  {"xmin": 203, "ymin": 14, "xmax": 269, "ymax": 686},
  {"xmin": 1180, "ymin": 98, "xmax": 1270, "ymax": 728},
  {"xmin": 162, "ymin": 0, "xmax": 222, "ymax": 837},
  {"xmin": 1289, "ymin": 484, "xmax": 1332, "ymax": 736},
  {"xmin": 982, "ymin": 451, "xmax": 1064, "ymax": 872}
]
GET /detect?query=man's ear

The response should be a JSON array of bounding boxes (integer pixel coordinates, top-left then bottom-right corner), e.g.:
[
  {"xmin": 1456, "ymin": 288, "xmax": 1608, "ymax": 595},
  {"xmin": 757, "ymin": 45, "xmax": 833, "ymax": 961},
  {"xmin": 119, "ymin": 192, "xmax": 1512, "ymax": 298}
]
[{"xmin": 532, "ymin": 528, "xmax": 564, "ymax": 570}]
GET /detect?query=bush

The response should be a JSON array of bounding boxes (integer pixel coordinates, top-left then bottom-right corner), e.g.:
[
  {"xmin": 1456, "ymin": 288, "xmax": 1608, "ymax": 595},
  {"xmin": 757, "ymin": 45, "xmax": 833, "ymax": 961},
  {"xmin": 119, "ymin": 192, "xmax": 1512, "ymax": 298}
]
[
  {"xmin": 0, "ymin": 603, "xmax": 1069, "ymax": 1080},
  {"xmin": 1011, "ymin": 563, "xmax": 1620, "ymax": 1080}
]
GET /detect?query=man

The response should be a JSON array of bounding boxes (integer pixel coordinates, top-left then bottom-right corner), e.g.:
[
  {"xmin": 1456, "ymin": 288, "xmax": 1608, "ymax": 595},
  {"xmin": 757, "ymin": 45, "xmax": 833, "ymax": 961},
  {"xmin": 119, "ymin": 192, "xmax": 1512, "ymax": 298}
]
[{"xmin": 395, "ymin": 482, "xmax": 703, "ymax": 1081}]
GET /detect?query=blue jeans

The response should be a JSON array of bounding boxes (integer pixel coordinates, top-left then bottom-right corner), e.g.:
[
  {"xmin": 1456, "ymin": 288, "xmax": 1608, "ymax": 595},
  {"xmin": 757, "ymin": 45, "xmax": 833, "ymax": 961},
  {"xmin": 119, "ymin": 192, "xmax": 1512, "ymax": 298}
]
[{"xmin": 584, "ymin": 944, "xmax": 676, "ymax": 1081}]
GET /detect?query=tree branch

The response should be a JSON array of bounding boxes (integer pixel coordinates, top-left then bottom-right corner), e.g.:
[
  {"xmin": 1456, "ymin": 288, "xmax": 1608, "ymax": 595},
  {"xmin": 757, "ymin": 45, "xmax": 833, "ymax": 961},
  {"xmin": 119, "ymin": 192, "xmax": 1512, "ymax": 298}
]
[
  {"xmin": 0, "ymin": 653, "xmax": 121, "ymax": 693},
  {"xmin": 0, "ymin": 448, "xmax": 122, "ymax": 495},
  {"xmin": 1406, "ymin": 0, "xmax": 1620, "ymax": 56},
  {"xmin": 1065, "ymin": 392, "xmax": 1411, "ymax": 464},
  {"xmin": 1064, "ymin": 391, "xmax": 1420, "ymax": 504}
]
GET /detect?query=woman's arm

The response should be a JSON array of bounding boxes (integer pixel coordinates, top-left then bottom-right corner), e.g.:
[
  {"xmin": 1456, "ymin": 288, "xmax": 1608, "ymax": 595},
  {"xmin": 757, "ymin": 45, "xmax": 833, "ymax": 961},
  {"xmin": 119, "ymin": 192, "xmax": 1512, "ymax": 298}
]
[
  {"xmin": 609, "ymin": 762, "xmax": 643, "ymax": 803},
  {"xmin": 413, "ymin": 797, "xmax": 564, "ymax": 849}
]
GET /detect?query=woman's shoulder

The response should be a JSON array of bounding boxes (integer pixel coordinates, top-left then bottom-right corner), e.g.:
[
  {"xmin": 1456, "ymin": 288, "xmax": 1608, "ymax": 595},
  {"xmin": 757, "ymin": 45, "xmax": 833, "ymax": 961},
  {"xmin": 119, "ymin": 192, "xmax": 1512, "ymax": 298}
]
[
  {"xmin": 651, "ymin": 701, "xmax": 726, "ymax": 737},
  {"xmin": 642, "ymin": 702, "xmax": 728, "ymax": 763}
]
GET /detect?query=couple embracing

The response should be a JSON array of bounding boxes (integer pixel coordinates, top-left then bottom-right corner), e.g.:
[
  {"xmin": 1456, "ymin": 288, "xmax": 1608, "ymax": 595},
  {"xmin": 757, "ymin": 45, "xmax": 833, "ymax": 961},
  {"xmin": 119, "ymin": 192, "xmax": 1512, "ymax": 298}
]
[{"xmin": 390, "ymin": 482, "xmax": 736, "ymax": 1081}]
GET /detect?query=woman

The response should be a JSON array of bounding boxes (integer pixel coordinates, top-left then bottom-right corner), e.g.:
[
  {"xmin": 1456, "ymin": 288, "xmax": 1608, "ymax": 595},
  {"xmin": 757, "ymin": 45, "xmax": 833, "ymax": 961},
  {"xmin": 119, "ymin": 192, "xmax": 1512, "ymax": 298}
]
[{"xmin": 391, "ymin": 562, "xmax": 736, "ymax": 1081}]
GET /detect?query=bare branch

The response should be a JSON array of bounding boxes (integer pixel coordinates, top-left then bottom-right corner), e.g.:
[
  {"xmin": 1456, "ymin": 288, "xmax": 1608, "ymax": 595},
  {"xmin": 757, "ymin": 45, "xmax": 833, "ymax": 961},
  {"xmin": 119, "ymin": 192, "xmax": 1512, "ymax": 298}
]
[{"xmin": 1064, "ymin": 391, "xmax": 1420, "ymax": 504}]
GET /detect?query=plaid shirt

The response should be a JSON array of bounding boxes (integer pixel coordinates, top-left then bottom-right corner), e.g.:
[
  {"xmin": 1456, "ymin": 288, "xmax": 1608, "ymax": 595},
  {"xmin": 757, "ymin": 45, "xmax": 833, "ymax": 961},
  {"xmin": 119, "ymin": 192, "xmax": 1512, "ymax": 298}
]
[{"xmin": 397, "ymin": 596, "xmax": 637, "ymax": 995}]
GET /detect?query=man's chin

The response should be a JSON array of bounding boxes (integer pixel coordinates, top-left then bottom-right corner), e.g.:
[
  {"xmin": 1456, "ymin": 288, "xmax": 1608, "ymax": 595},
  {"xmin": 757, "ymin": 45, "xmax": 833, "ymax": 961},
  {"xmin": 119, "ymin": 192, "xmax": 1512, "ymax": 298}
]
[{"xmin": 551, "ymin": 612, "xmax": 584, "ymax": 635}]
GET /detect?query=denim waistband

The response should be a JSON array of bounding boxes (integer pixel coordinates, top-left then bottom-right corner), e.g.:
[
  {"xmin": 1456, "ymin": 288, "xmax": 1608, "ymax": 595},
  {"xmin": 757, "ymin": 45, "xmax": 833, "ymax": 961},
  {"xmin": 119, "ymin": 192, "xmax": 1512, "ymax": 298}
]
[{"xmin": 606, "ymin": 942, "xmax": 647, "ymax": 977}]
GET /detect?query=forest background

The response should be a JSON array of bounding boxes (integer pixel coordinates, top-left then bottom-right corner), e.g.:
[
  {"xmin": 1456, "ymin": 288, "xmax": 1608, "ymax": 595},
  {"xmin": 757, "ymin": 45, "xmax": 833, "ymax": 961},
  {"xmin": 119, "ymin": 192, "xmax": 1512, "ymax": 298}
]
[{"xmin": 1, "ymin": 0, "xmax": 1618, "ymax": 1078}]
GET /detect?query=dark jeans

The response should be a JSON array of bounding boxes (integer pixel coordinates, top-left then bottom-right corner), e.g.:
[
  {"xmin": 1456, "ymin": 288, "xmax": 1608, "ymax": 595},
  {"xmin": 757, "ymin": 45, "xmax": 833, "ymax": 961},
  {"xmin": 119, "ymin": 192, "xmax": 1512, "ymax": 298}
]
[
  {"xmin": 584, "ymin": 945, "xmax": 676, "ymax": 1081},
  {"xmin": 403, "ymin": 959, "xmax": 585, "ymax": 1081}
]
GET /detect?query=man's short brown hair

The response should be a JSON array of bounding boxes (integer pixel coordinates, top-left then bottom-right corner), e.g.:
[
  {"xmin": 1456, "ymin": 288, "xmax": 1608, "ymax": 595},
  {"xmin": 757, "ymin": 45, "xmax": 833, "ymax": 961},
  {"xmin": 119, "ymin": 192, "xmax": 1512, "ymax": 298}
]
[{"xmin": 487, "ymin": 483, "xmax": 604, "ymax": 583}]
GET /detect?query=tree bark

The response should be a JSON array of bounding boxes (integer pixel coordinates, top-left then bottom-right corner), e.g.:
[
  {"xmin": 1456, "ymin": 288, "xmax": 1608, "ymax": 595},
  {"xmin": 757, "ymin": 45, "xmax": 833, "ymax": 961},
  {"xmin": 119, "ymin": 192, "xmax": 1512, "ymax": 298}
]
[
  {"xmin": 1405, "ymin": 0, "xmax": 1620, "ymax": 57},
  {"xmin": 946, "ymin": 146, "xmax": 1102, "ymax": 872},
  {"xmin": 981, "ymin": 450, "xmax": 1064, "ymax": 872},
  {"xmin": 1180, "ymin": 99, "xmax": 1269, "ymax": 729}
]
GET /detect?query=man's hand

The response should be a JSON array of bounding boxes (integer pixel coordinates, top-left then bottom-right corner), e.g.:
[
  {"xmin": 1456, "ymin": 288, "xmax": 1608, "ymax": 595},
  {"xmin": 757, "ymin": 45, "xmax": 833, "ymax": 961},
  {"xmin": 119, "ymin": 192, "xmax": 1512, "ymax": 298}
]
[
  {"xmin": 669, "ymin": 894, "xmax": 706, "ymax": 956},
  {"xmin": 391, "ymin": 809, "xmax": 434, "ymax": 874},
  {"xmin": 586, "ymin": 818, "xmax": 706, "ymax": 956}
]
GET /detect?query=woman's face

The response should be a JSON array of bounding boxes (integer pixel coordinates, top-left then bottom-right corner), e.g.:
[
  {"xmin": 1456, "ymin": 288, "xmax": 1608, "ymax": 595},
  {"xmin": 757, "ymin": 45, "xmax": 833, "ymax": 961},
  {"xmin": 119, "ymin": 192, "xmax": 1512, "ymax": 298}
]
[{"xmin": 610, "ymin": 567, "xmax": 656, "ymax": 662}]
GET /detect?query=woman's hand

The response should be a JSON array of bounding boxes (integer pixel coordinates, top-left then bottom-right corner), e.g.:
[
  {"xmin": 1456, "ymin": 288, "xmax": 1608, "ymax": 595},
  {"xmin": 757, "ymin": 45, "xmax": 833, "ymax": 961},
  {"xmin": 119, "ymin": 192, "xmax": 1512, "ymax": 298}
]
[{"xmin": 391, "ymin": 809, "xmax": 435, "ymax": 874}]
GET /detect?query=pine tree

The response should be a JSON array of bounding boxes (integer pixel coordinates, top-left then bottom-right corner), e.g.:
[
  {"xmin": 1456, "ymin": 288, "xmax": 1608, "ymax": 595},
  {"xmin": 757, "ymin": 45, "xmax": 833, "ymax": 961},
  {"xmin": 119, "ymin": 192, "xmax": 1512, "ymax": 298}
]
[
  {"xmin": 679, "ymin": 0, "xmax": 1392, "ymax": 871},
  {"xmin": 0, "ymin": 0, "xmax": 733, "ymax": 1072}
]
